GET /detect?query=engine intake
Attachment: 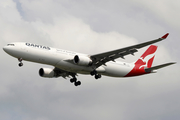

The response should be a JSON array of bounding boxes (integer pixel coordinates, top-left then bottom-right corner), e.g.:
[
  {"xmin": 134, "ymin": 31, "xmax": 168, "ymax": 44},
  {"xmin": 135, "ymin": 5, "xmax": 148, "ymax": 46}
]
[
  {"xmin": 39, "ymin": 68, "xmax": 55, "ymax": 78},
  {"xmin": 74, "ymin": 55, "xmax": 92, "ymax": 66}
]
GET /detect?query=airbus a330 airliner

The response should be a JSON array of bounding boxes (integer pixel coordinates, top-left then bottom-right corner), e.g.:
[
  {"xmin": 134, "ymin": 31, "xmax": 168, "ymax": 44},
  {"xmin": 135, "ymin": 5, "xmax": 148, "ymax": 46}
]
[{"xmin": 3, "ymin": 33, "xmax": 175, "ymax": 86}]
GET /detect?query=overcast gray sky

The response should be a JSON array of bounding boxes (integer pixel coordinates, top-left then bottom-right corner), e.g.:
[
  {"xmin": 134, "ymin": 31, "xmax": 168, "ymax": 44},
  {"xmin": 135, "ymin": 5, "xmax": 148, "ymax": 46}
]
[{"xmin": 0, "ymin": 0, "xmax": 180, "ymax": 120}]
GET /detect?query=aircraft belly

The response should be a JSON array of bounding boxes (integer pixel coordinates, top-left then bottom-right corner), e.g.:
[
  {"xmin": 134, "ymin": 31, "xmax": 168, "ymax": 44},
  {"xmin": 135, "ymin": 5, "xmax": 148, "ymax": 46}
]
[
  {"xmin": 55, "ymin": 60, "xmax": 93, "ymax": 74},
  {"xmin": 103, "ymin": 62, "xmax": 133, "ymax": 77}
]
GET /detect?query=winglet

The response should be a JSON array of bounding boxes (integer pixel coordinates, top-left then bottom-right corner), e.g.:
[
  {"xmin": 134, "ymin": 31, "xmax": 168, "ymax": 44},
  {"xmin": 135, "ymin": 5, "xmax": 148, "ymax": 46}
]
[{"xmin": 161, "ymin": 33, "xmax": 169, "ymax": 39}]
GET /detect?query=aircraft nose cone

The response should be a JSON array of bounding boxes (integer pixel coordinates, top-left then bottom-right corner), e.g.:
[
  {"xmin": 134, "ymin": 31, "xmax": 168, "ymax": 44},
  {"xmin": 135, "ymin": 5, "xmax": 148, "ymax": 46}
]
[
  {"xmin": 3, "ymin": 46, "xmax": 8, "ymax": 52},
  {"xmin": 3, "ymin": 46, "xmax": 11, "ymax": 54}
]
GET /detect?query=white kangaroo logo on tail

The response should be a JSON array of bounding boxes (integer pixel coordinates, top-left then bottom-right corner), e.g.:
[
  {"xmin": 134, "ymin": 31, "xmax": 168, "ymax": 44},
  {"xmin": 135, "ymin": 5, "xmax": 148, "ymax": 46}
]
[{"xmin": 139, "ymin": 53, "xmax": 155, "ymax": 69}]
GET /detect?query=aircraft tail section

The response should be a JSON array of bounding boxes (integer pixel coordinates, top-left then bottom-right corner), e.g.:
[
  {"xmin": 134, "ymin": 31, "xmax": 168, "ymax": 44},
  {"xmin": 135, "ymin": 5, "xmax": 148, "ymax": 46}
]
[
  {"xmin": 126, "ymin": 45, "xmax": 176, "ymax": 77},
  {"xmin": 135, "ymin": 45, "xmax": 157, "ymax": 68},
  {"xmin": 125, "ymin": 45, "xmax": 157, "ymax": 77}
]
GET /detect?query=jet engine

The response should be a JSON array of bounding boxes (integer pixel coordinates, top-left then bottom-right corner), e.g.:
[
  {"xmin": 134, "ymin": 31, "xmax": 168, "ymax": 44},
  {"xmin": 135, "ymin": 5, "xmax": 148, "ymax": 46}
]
[
  {"xmin": 73, "ymin": 55, "xmax": 92, "ymax": 66},
  {"xmin": 39, "ymin": 68, "xmax": 55, "ymax": 78}
]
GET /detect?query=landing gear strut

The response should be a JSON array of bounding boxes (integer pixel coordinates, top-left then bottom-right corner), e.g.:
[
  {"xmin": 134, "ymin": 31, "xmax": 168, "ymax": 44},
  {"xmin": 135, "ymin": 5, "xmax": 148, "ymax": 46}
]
[
  {"xmin": 90, "ymin": 70, "xmax": 102, "ymax": 79},
  {"xmin": 70, "ymin": 77, "xmax": 81, "ymax": 86},
  {"xmin": 18, "ymin": 58, "xmax": 23, "ymax": 67}
]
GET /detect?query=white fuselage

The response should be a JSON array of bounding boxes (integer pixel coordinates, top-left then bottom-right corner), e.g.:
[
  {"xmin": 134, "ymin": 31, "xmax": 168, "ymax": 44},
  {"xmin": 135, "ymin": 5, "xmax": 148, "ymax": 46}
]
[{"xmin": 3, "ymin": 42, "xmax": 134, "ymax": 77}]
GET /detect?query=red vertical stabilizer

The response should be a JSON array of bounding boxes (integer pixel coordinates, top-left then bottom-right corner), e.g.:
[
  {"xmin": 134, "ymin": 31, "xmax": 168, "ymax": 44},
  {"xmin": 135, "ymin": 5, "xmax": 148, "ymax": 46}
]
[
  {"xmin": 135, "ymin": 45, "xmax": 157, "ymax": 68},
  {"xmin": 125, "ymin": 45, "xmax": 157, "ymax": 77}
]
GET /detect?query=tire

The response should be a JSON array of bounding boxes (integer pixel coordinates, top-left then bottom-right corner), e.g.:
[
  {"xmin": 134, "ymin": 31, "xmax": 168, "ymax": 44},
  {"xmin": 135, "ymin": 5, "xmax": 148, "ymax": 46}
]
[
  {"xmin": 18, "ymin": 63, "xmax": 23, "ymax": 67},
  {"xmin": 70, "ymin": 78, "xmax": 77, "ymax": 83},
  {"xmin": 95, "ymin": 75, "xmax": 99, "ymax": 79},
  {"xmin": 90, "ymin": 71, "xmax": 95, "ymax": 76},
  {"xmin": 77, "ymin": 81, "xmax": 81, "ymax": 86},
  {"xmin": 98, "ymin": 74, "xmax": 101, "ymax": 78},
  {"xmin": 74, "ymin": 81, "xmax": 81, "ymax": 86},
  {"xmin": 95, "ymin": 74, "xmax": 101, "ymax": 79},
  {"xmin": 70, "ymin": 78, "xmax": 74, "ymax": 83}
]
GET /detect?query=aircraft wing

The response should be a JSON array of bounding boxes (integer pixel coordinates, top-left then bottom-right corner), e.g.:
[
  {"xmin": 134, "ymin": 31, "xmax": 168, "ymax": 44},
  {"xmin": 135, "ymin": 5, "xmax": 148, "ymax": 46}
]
[{"xmin": 90, "ymin": 33, "xmax": 169, "ymax": 68}]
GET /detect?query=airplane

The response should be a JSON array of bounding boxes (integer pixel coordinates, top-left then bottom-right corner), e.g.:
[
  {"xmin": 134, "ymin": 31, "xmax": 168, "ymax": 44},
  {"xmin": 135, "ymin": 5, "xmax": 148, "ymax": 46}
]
[{"xmin": 3, "ymin": 33, "xmax": 176, "ymax": 86}]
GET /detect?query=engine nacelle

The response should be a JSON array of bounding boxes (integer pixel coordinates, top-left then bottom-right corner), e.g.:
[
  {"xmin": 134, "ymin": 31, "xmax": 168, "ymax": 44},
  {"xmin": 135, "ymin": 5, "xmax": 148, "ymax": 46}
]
[
  {"xmin": 74, "ymin": 55, "xmax": 92, "ymax": 66},
  {"xmin": 39, "ymin": 68, "xmax": 55, "ymax": 78}
]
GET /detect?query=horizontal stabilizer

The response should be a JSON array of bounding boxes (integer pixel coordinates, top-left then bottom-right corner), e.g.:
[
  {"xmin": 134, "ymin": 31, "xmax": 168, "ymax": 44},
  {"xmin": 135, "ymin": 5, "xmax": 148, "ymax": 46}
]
[{"xmin": 145, "ymin": 62, "xmax": 176, "ymax": 73}]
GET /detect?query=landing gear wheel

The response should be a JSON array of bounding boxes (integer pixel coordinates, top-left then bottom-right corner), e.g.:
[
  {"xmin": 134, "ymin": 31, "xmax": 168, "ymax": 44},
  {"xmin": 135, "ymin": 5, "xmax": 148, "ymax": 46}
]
[
  {"xmin": 74, "ymin": 81, "xmax": 81, "ymax": 86},
  {"xmin": 98, "ymin": 74, "xmax": 101, "ymax": 78},
  {"xmin": 18, "ymin": 58, "xmax": 23, "ymax": 67},
  {"xmin": 95, "ymin": 74, "xmax": 101, "ymax": 79},
  {"xmin": 70, "ymin": 77, "xmax": 77, "ymax": 83},
  {"xmin": 70, "ymin": 79, "xmax": 74, "ymax": 83},
  {"xmin": 95, "ymin": 75, "xmax": 98, "ymax": 79},
  {"xmin": 18, "ymin": 63, "xmax": 23, "ymax": 67}
]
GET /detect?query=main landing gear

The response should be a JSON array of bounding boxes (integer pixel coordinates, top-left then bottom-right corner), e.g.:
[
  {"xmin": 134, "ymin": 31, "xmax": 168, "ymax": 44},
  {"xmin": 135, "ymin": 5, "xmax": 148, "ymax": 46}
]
[
  {"xmin": 18, "ymin": 58, "xmax": 23, "ymax": 67},
  {"xmin": 70, "ymin": 77, "xmax": 81, "ymax": 86},
  {"xmin": 90, "ymin": 70, "xmax": 102, "ymax": 79}
]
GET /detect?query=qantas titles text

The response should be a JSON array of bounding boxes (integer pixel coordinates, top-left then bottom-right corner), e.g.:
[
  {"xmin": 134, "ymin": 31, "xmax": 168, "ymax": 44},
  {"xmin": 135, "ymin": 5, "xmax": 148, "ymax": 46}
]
[{"xmin": 26, "ymin": 43, "xmax": 51, "ymax": 50}]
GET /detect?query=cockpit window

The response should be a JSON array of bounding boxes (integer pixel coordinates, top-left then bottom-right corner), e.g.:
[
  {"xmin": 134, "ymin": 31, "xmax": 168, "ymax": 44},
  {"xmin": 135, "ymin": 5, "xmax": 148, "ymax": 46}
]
[{"xmin": 7, "ymin": 44, "xmax": 15, "ymax": 46}]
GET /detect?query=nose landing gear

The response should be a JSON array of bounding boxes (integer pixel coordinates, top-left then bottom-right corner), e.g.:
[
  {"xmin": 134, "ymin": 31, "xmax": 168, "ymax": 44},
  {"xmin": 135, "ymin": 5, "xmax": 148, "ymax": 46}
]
[{"xmin": 18, "ymin": 58, "xmax": 23, "ymax": 67}]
